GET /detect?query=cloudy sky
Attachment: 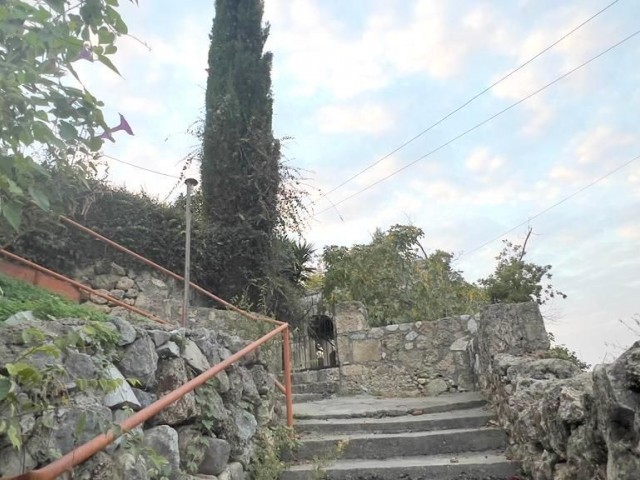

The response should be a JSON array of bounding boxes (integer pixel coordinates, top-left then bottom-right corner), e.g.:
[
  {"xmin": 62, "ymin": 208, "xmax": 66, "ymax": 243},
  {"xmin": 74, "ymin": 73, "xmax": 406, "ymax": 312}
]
[{"xmin": 81, "ymin": 0, "xmax": 640, "ymax": 366}]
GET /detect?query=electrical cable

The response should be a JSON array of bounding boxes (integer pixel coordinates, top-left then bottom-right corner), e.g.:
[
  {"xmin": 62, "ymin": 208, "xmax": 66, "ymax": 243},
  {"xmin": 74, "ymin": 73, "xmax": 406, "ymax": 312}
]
[
  {"xmin": 458, "ymin": 152, "xmax": 640, "ymax": 259},
  {"xmin": 313, "ymin": 0, "xmax": 623, "ymax": 205},
  {"xmin": 314, "ymin": 27, "xmax": 640, "ymax": 217},
  {"xmin": 101, "ymin": 154, "xmax": 181, "ymax": 179}
]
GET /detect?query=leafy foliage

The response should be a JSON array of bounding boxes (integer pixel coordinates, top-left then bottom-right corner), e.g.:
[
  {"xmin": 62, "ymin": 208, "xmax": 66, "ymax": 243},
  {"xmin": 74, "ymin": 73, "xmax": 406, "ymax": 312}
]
[
  {"xmin": 0, "ymin": 273, "xmax": 108, "ymax": 322},
  {"xmin": 3, "ymin": 181, "xmax": 314, "ymax": 324},
  {"xmin": 546, "ymin": 332, "xmax": 590, "ymax": 371},
  {"xmin": 249, "ymin": 426, "xmax": 298, "ymax": 480},
  {"xmin": 478, "ymin": 231, "xmax": 567, "ymax": 305},
  {"xmin": 0, "ymin": 0, "xmax": 133, "ymax": 232},
  {"xmin": 201, "ymin": 0, "xmax": 281, "ymax": 304},
  {"xmin": 322, "ymin": 225, "xmax": 485, "ymax": 326}
]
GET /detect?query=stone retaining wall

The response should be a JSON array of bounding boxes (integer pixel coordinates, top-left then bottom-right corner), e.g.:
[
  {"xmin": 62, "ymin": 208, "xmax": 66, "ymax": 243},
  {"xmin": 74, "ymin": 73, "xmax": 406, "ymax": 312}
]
[
  {"xmin": 74, "ymin": 259, "xmax": 191, "ymax": 320},
  {"xmin": 0, "ymin": 313, "xmax": 280, "ymax": 480},
  {"xmin": 75, "ymin": 259, "xmax": 283, "ymax": 376},
  {"xmin": 335, "ymin": 302, "xmax": 477, "ymax": 396}
]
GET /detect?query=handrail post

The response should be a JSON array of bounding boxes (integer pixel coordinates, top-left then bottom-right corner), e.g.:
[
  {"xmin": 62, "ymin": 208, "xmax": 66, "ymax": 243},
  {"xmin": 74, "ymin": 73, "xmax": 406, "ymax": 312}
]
[{"xmin": 282, "ymin": 325, "xmax": 294, "ymax": 427}]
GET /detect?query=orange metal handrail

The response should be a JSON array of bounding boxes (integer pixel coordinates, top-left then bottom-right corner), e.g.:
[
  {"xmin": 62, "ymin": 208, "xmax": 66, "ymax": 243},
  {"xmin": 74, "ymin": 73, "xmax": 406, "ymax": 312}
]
[
  {"xmin": 0, "ymin": 249, "xmax": 169, "ymax": 325},
  {"xmin": 1, "ymin": 323, "xmax": 294, "ymax": 480},
  {"xmin": 59, "ymin": 216, "xmax": 284, "ymax": 326},
  {"xmin": 282, "ymin": 325, "xmax": 294, "ymax": 428}
]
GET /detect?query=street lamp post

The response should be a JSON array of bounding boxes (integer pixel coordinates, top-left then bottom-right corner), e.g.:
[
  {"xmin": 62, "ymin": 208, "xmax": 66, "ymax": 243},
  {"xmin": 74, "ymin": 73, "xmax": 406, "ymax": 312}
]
[{"xmin": 183, "ymin": 178, "xmax": 198, "ymax": 327}]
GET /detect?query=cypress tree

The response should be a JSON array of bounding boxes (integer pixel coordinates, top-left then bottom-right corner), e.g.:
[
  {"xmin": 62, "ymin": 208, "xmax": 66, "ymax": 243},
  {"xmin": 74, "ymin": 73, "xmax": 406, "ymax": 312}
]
[{"xmin": 201, "ymin": 0, "xmax": 280, "ymax": 302}]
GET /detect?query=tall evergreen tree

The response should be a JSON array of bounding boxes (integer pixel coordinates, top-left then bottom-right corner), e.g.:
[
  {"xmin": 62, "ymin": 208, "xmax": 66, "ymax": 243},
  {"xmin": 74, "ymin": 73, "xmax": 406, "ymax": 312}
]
[{"xmin": 201, "ymin": 0, "xmax": 280, "ymax": 302}]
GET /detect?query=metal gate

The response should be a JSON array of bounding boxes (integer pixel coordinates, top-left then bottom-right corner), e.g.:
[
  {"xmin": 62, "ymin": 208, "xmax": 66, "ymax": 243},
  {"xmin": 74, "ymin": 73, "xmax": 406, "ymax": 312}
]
[{"xmin": 291, "ymin": 314, "xmax": 337, "ymax": 371}]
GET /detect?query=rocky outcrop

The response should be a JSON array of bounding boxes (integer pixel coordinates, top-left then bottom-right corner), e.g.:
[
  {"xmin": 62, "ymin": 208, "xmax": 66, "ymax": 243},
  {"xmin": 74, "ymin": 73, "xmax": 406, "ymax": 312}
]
[
  {"xmin": 473, "ymin": 303, "xmax": 640, "ymax": 480},
  {"xmin": 0, "ymin": 315, "xmax": 280, "ymax": 479}
]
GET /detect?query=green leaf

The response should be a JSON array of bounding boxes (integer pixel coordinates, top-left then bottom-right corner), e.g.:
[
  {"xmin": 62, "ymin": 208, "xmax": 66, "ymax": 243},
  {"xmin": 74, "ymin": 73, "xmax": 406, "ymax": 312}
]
[
  {"xmin": 28, "ymin": 185, "xmax": 50, "ymax": 211},
  {"xmin": 75, "ymin": 412, "xmax": 87, "ymax": 436},
  {"xmin": 34, "ymin": 110, "xmax": 48, "ymax": 121},
  {"xmin": 32, "ymin": 121, "xmax": 54, "ymax": 143},
  {"xmin": 2, "ymin": 201, "xmax": 22, "ymax": 231},
  {"xmin": 0, "ymin": 377, "xmax": 11, "ymax": 402},
  {"xmin": 104, "ymin": 45, "xmax": 118, "ymax": 55},
  {"xmin": 7, "ymin": 423, "xmax": 21, "ymax": 449},
  {"xmin": 59, "ymin": 121, "xmax": 78, "ymax": 141},
  {"xmin": 88, "ymin": 136, "xmax": 103, "ymax": 152},
  {"xmin": 98, "ymin": 27, "xmax": 116, "ymax": 45},
  {"xmin": 106, "ymin": 7, "xmax": 128, "ymax": 35},
  {"xmin": 6, "ymin": 179, "xmax": 23, "ymax": 195},
  {"xmin": 96, "ymin": 54, "xmax": 121, "ymax": 76},
  {"xmin": 43, "ymin": 0, "xmax": 65, "ymax": 14}
]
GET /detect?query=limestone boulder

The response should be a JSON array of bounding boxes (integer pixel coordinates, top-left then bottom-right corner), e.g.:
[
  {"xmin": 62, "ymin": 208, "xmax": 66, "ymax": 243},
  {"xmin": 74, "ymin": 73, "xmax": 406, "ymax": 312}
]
[
  {"xmin": 102, "ymin": 363, "xmax": 141, "ymax": 410},
  {"xmin": 144, "ymin": 425, "xmax": 180, "ymax": 476},
  {"xmin": 116, "ymin": 277, "xmax": 136, "ymax": 291},
  {"xmin": 239, "ymin": 366, "xmax": 261, "ymax": 405},
  {"xmin": 250, "ymin": 364, "xmax": 274, "ymax": 395},
  {"xmin": 153, "ymin": 357, "xmax": 198, "ymax": 425},
  {"xmin": 118, "ymin": 334, "xmax": 158, "ymax": 389},
  {"xmin": 178, "ymin": 426, "xmax": 231, "ymax": 476},
  {"xmin": 182, "ymin": 339, "xmax": 210, "ymax": 373},
  {"xmin": 114, "ymin": 451, "xmax": 149, "ymax": 480},
  {"xmin": 593, "ymin": 341, "xmax": 640, "ymax": 479}
]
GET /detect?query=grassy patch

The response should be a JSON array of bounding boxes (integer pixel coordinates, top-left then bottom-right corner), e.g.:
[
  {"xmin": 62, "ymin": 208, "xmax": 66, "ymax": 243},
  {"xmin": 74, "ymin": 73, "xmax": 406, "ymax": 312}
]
[{"xmin": 0, "ymin": 274, "xmax": 108, "ymax": 322}]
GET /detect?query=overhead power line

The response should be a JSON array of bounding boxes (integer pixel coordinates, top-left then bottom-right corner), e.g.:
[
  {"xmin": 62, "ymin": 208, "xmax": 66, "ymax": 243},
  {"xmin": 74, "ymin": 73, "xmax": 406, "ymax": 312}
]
[
  {"xmin": 102, "ymin": 154, "xmax": 181, "ymax": 179},
  {"xmin": 314, "ymin": 27, "xmax": 640, "ymax": 217},
  {"xmin": 458, "ymin": 152, "xmax": 640, "ymax": 259},
  {"xmin": 313, "ymin": 0, "xmax": 622, "ymax": 205}
]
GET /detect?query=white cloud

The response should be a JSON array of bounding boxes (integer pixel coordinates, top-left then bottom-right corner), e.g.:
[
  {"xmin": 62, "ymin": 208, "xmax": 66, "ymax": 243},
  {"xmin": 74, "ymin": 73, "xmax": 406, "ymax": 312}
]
[
  {"xmin": 265, "ymin": 0, "xmax": 512, "ymax": 99},
  {"xmin": 491, "ymin": 66, "xmax": 556, "ymax": 136},
  {"xmin": 315, "ymin": 103, "xmax": 395, "ymax": 135},
  {"xmin": 629, "ymin": 164, "xmax": 640, "ymax": 185},
  {"xmin": 573, "ymin": 126, "xmax": 634, "ymax": 165},
  {"xmin": 546, "ymin": 125, "xmax": 640, "ymax": 190},
  {"xmin": 618, "ymin": 223, "xmax": 640, "ymax": 240},
  {"xmin": 465, "ymin": 147, "xmax": 504, "ymax": 172}
]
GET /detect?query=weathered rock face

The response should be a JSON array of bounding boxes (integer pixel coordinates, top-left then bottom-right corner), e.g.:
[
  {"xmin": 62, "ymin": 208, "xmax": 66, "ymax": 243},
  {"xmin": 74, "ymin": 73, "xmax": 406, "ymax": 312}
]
[
  {"xmin": 153, "ymin": 358, "xmax": 198, "ymax": 426},
  {"xmin": 144, "ymin": 425, "xmax": 181, "ymax": 475},
  {"xmin": 472, "ymin": 303, "xmax": 640, "ymax": 480},
  {"xmin": 117, "ymin": 334, "xmax": 158, "ymax": 389},
  {"xmin": 593, "ymin": 341, "xmax": 640, "ymax": 479},
  {"xmin": 0, "ymin": 315, "xmax": 279, "ymax": 479},
  {"xmin": 177, "ymin": 426, "xmax": 231, "ymax": 476}
]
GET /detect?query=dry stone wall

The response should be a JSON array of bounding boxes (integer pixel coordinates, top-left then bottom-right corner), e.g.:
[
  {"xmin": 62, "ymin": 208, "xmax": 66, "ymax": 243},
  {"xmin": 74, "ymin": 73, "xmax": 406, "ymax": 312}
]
[
  {"xmin": 74, "ymin": 259, "xmax": 190, "ymax": 320},
  {"xmin": 335, "ymin": 302, "xmax": 477, "ymax": 396},
  {"xmin": 0, "ymin": 313, "xmax": 280, "ymax": 480},
  {"xmin": 74, "ymin": 259, "xmax": 283, "ymax": 373}
]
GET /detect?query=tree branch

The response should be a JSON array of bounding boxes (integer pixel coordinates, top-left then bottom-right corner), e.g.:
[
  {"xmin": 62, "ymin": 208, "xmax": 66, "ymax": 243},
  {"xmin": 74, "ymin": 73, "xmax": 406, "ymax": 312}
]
[{"xmin": 519, "ymin": 227, "xmax": 533, "ymax": 262}]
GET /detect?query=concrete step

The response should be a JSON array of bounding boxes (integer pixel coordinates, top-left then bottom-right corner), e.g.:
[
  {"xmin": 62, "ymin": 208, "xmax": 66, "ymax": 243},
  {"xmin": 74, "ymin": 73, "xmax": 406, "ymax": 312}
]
[
  {"xmin": 292, "ymin": 367, "xmax": 340, "ymax": 385},
  {"xmin": 292, "ymin": 427, "xmax": 507, "ymax": 462},
  {"xmin": 294, "ymin": 392, "xmax": 487, "ymax": 420},
  {"xmin": 281, "ymin": 451, "xmax": 520, "ymax": 480},
  {"xmin": 296, "ymin": 406, "xmax": 495, "ymax": 435},
  {"xmin": 292, "ymin": 381, "xmax": 339, "ymax": 395},
  {"xmin": 293, "ymin": 392, "xmax": 326, "ymax": 403}
]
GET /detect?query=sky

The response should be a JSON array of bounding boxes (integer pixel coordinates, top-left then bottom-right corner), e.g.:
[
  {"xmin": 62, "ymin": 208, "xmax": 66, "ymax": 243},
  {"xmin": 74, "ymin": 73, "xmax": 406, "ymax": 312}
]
[{"xmin": 80, "ymin": 0, "xmax": 640, "ymax": 367}]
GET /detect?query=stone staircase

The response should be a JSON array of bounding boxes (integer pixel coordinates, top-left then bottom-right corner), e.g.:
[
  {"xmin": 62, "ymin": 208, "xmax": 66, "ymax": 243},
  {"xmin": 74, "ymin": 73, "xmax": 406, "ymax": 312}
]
[
  {"xmin": 282, "ymin": 392, "xmax": 521, "ymax": 480},
  {"xmin": 291, "ymin": 367, "xmax": 340, "ymax": 403}
]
